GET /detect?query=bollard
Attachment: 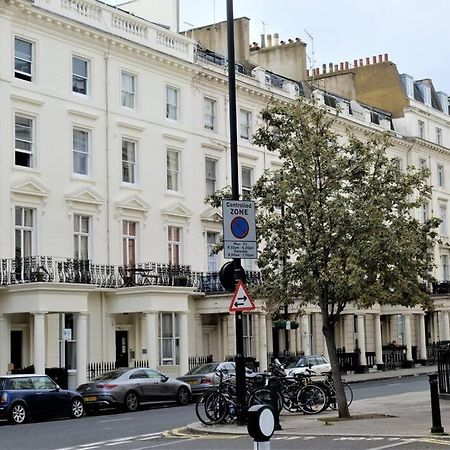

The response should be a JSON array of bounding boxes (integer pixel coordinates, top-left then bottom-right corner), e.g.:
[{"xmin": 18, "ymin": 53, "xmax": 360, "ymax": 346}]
[
  {"xmin": 247, "ymin": 405, "xmax": 275, "ymax": 450},
  {"xmin": 428, "ymin": 373, "xmax": 444, "ymax": 434},
  {"xmin": 268, "ymin": 376, "xmax": 282, "ymax": 431}
]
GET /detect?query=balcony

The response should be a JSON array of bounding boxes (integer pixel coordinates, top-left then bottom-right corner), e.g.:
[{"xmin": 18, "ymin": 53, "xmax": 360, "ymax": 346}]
[{"xmin": 0, "ymin": 256, "xmax": 262, "ymax": 294}]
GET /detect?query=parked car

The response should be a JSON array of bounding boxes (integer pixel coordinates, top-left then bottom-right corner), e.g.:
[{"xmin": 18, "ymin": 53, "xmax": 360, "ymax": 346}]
[
  {"xmin": 177, "ymin": 361, "xmax": 254, "ymax": 397},
  {"xmin": 0, "ymin": 374, "xmax": 84, "ymax": 424},
  {"xmin": 76, "ymin": 367, "xmax": 191, "ymax": 413},
  {"xmin": 285, "ymin": 355, "xmax": 331, "ymax": 376}
]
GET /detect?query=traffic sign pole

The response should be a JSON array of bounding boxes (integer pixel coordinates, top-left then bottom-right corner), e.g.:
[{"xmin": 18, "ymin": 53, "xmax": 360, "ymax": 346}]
[{"xmin": 226, "ymin": 0, "xmax": 247, "ymax": 426}]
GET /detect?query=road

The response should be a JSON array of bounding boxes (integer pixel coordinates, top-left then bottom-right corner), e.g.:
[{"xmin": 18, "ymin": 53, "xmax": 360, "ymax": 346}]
[{"xmin": 0, "ymin": 375, "xmax": 444, "ymax": 450}]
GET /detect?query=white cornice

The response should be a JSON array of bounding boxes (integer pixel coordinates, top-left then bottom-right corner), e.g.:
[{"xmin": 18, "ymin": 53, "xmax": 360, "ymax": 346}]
[
  {"xmin": 11, "ymin": 94, "xmax": 45, "ymax": 106},
  {"xmin": 68, "ymin": 109, "xmax": 99, "ymax": 121}
]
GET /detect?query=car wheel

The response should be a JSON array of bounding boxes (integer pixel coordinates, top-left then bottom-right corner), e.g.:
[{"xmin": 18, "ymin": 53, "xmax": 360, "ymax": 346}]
[
  {"xmin": 70, "ymin": 398, "xmax": 84, "ymax": 419},
  {"xmin": 124, "ymin": 391, "xmax": 139, "ymax": 412},
  {"xmin": 9, "ymin": 403, "xmax": 27, "ymax": 425},
  {"xmin": 176, "ymin": 386, "xmax": 190, "ymax": 406}
]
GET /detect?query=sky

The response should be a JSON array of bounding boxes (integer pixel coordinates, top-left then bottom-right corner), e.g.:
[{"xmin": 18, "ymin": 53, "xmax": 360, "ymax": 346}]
[{"xmin": 179, "ymin": 0, "xmax": 450, "ymax": 93}]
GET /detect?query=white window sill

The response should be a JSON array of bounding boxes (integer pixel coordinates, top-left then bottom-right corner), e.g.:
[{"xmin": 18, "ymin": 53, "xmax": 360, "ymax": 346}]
[
  {"xmin": 13, "ymin": 166, "xmax": 41, "ymax": 175},
  {"xmin": 165, "ymin": 190, "xmax": 185, "ymax": 199},
  {"xmin": 70, "ymin": 175, "xmax": 96, "ymax": 184},
  {"xmin": 121, "ymin": 183, "xmax": 142, "ymax": 192}
]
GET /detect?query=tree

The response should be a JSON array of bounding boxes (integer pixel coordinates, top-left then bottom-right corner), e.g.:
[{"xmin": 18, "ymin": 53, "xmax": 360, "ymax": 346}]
[{"xmin": 251, "ymin": 99, "xmax": 439, "ymax": 418}]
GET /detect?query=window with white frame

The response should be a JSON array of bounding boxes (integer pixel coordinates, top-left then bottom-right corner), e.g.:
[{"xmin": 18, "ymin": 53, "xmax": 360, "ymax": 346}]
[
  {"xmin": 438, "ymin": 164, "xmax": 445, "ymax": 187},
  {"xmin": 166, "ymin": 149, "xmax": 180, "ymax": 191},
  {"xmin": 205, "ymin": 158, "xmax": 217, "ymax": 196},
  {"xmin": 419, "ymin": 158, "xmax": 427, "ymax": 171},
  {"xmin": 159, "ymin": 312, "xmax": 179, "ymax": 365},
  {"xmin": 60, "ymin": 313, "xmax": 77, "ymax": 369},
  {"xmin": 121, "ymin": 71, "xmax": 136, "ymax": 109},
  {"xmin": 15, "ymin": 114, "xmax": 34, "ymax": 168},
  {"xmin": 207, "ymin": 231, "xmax": 219, "ymax": 272},
  {"xmin": 168, "ymin": 226, "xmax": 182, "ymax": 265},
  {"xmin": 393, "ymin": 158, "xmax": 403, "ymax": 171},
  {"xmin": 239, "ymin": 109, "xmax": 252, "ymax": 140},
  {"xmin": 421, "ymin": 202, "xmax": 429, "ymax": 224},
  {"xmin": 241, "ymin": 166, "xmax": 253, "ymax": 199},
  {"xmin": 440, "ymin": 204, "xmax": 448, "ymax": 235},
  {"xmin": 122, "ymin": 139, "xmax": 137, "ymax": 184},
  {"xmin": 204, "ymin": 98, "xmax": 216, "ymax": 131},
  {"xmin": 14, "ymin": 37, "xmax": 33, "ymax": 82},
  {"xmin": 72, "ymin": 56, "xmax": 89, "ymax": 95},
  {"xmin": 442, "ymin": 254, "xmax": 449, "ymax": 281},
  {"xmin": 73, "ymin": 128, "xmax": 90, "ymax": 175},
  {"xmin": 73, "ymin": 214, "xmax": 90, "ymax": 260},
  {"xmin": 418, "ymin": 120, "xmax": 425, "ymax": 139},
  {"xmin": 166, "ymin": 86, "xmax": 179, "ymax": 120},
  {"xmin": 436, "ymin": 127, "xmax": 442, "ymax": 146},
  {"xmin": 15, "ymin": 207, "xmax": 34, "ymax": 258},
  {"xmin": 122, "ymin": 220, "xmax": 137, "ymax": 266},
  {"xmin": 243, "ymin": 314, "xmax": 253, "ymax": 356}
]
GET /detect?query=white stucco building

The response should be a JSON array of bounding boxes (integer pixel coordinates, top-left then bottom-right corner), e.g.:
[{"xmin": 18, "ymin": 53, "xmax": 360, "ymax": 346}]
[{"xmin": 1, "ymin": 0, "xmax": 450, "ymax": 388}]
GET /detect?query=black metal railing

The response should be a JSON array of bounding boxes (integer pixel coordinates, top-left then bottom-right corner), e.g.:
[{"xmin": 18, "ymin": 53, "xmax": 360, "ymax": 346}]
[
  {"xmin": 438, "ymin": 347, "xmax": 450, "ymax": 395},
  {"xmin": 432, "ymin": 281, "xmax": 450, "ymax": 294},
  {"xmin": 86, "ymin": 360, "xmax": 150, "ymax": 380},
  {"xmin": 0, "ymin": 256, "xmax": 263, "ymax": 293},
  {"xmin": 188, "ymin": 354, "xmax": 213, "ymax": 370}
]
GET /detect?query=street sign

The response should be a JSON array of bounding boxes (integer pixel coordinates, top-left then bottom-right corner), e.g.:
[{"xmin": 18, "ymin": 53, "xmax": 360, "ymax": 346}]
[
  {"xmin": 229, "ymin": 280, "xmax": 256, "ymax": 312},
  {"xmin": 222, "ymin": 199, "xmax": 257, "ymax": 259}
]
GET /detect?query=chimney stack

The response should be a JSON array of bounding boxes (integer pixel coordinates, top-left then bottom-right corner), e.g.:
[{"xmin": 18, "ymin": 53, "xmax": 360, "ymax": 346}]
[
  {"xmin": 322, "ymin": 64, "xmax": 327, "ymax": 74},
  {"xmin": 378, "ymin": 54, "xmax": 382, "ymax": 63},
  {"xmin": 267, "ymin": 34, "xmax": 272, "ymax": 47},
  {"xmin": 384, "ymin": 53, "xmax": 388, "ymax": 61},
  {"xmin": 345, "ymin": 61, "xmax": 349, "ymax": 70},
  {"xmin": 260, "ymin": 34, "xmax": 266, "ymax": 49},
  {"xmin": 340, "ymin": 62, "xmax": 344, "ymax": 70},
  {"xmin": 328, "ymin": 62, "xmax": 333, "ymax": 73},
  {"xmin": 372, "ymin": 56, "xmax": 377, "ymax": 64}
]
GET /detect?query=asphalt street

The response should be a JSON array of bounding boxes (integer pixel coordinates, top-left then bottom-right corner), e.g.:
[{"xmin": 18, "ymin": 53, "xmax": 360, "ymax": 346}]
[{"xmin": 0, "ymin": 375, "xmax": 442, "ymax": 450}]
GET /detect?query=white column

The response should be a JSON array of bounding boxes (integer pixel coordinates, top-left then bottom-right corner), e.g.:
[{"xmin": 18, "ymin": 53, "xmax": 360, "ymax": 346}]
[
  {"xmin": 145, "ymin": 312, "xmax": 158, "ymax": 368},
  {"xmin": 389, "ymin": 315, "xmax": 397, "ymax": 342},
  {"xmin": 300, "ymin": 314, "xmax": 311, "ymax": 355},
  {"xmin": 404, "ymin": 314, "xmax": 413, "ymax": 361},
  {"xmin": 195, "ymin": 314, "xmax": 203, "ymax": 356},
  {"xmin": 76, "ymin": 313, "xmax": 88, "ymax": 386},
  {"xmin": 33, "ymin": 313, "xmax": 46, "ymax": 374},
  {"xmin": 357, "ymin": 315, "xmax": 367, "ymax": 366},
  {"xmin": 179, "ymin": 312, "xmax": 189, "ymax": 376},
  {"xmin": 374, "ymin": 314, "xmax": 383, "ymax": 365},
  {"xmin": 0, "ymin": 315, "xmax": 10, "ymax": 375},
  {"xmin": 419, "ymin": 314, "xmax": 427, "ymax": 360},
  {"xmin": 266, "ymin": 316, "xmax": 273, "ymax": 354},
  {"xmin": 258, "ymin": 313, "xmax": 268, "ymax": 371},
  {"xmin": 444, "ymin": 312, "xmax": 450, "ymax": 341}
]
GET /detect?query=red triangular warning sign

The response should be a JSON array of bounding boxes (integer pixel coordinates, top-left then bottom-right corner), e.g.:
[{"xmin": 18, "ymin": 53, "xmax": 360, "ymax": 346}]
[{"xmin": 229, "ymin": 280, "xmax": 256, "ymax": 312}]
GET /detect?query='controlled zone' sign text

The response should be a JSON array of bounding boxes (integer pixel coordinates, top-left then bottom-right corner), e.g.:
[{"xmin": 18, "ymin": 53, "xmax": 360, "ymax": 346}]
[{"xmin": 222, "ymin": 200, "xmax": 257, "ymax": 259}]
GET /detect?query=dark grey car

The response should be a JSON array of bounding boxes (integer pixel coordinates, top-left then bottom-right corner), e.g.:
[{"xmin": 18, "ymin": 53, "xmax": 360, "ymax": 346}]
[{"xmin": 76, "ymin": 368, "xmax": 191, "ymax": 413}]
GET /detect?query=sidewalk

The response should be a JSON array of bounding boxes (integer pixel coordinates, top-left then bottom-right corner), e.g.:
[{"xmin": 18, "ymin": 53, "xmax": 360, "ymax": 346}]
[{"xmin": 188, "ymin": 365, "xmax": 450, "ymax": 438}]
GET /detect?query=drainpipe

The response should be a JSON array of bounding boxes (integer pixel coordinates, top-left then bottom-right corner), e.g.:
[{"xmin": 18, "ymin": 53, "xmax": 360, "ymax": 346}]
[{"xmin": 104, "ymin": 52, "xmax": 111, "ymax": 264}]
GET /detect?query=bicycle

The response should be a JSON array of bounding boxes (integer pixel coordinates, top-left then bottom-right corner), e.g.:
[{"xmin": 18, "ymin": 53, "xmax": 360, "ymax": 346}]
[{"xmin": 315, "ymin": 371, "xmax": 353, "ymax": 410}]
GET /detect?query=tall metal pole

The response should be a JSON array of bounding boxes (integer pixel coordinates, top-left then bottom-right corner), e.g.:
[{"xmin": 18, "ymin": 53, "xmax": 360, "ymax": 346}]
[{"xmin": 226, "ymin": 0, "xmax": 246, "ymax": 425}]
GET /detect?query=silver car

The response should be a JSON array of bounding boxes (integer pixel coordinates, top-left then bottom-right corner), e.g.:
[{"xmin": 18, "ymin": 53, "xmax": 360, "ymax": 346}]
[{"xmin": 76, "ymin": 367, "xmax": 191, "ymax": 413}]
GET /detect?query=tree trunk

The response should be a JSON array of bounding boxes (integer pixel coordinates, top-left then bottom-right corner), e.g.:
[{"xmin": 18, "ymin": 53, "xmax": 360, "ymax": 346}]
[{"xmin": 321, "ymin": 312, "xmax": 351, "ymax": 418}]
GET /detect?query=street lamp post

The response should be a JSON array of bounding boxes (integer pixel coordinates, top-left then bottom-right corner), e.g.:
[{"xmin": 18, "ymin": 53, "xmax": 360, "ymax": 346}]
[{"xmin": 226, "ymin": 0, "xmax": 247, "ymax": 425}]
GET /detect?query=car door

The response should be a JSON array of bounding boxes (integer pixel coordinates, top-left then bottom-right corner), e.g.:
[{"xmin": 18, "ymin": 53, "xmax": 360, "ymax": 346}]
[
  {"xmin": 315, "ymin": 356, "xmax": 331, "ymax": 374},
  {"xmin": 31, "ymin": 376, "xmax": 64, "ymax": 417},
  {"xmin": 145, "ymin": 370, "xmax": 171, "ymax": 402},
  {"xmin": 128, "ymin": 369, "xmax": 152, "ymax": 402}
]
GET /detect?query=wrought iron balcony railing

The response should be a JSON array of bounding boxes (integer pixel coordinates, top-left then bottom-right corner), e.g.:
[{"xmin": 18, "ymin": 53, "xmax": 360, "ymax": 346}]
[{"xmin": 0, "ymin": 256, "xmax": 262, "ymax": 294}]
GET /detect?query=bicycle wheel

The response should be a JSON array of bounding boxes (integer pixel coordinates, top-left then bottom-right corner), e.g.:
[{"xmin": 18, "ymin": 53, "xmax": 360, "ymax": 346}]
[
  {"xmin": 195, "ymin": 392, "xmax": 227, "ymax": 425},
  {"xmin": 329, "ymin": 383, "xmax": 353, "ymax": 410},
  {"xmin": 297, "ymin": 384, "xmax": 327, "ymax": 415},
  {"xmin": 247, "ymin": 387, "xmax": 282, "ymax": 414}
]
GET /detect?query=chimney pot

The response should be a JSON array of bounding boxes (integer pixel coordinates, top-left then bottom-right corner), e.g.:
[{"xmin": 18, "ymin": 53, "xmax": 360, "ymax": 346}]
[
  {"xmin": 384, "ymin": 53, "xmax": 388, "ymax": 61},
  {"xmin": 365, "ymin": 57, "xmax": 370, "ymax": 65},
  {"xmin": 306, "ymin": 69, "xmax": 310, "ymax": 77},
  {"xmin": 339, "ymin": 62, "xmax": 344, "ymax": 70},
  {"xmin": 288, "ymin": 38, "xmax": 293, "ymax": 43},
  {"xmin": 322, "ymin": 63, "xmax": 327, "ymax": 74},
  {"xmin": 274, "ymin": 32, "xmax": 280, "ymax": 46},
  {"xmin": 372, "ymin": 56, "xmax": 377, "ymax": 64},
  {"xmin": 260, "ymin": 34, "xmax": 266, "ymax": 49},
  {"xmin": 359, "ymin": 58, "xmax": 363, "ymax": 66},
  {"xmin": 334, "ymin": 64, "xmax": 338, "ymax": 71},
  {"xmin": 315, "ymin": 68, "xmax": 320, "ymax": 76},
  {"xmin": 280, "ymin": 40, "xmax": 285, "ymax": 45},
  {"xmin": 267, "ymin": 34, "xmax": 272, "ymax": 47},
  {"xmin": 345, "ymin": 61, "xmax": 349, "ymax": 70},
  {"xmin": 378, "ymin": 54, "xmax": 383, "ymax": 63},
  {"xmin": 354, "ymin": 59, "xmax": 358, "ymax": 67},
  {"xmin": 329, "ymin": 62, "xmax": 333, "ymax": 72}
]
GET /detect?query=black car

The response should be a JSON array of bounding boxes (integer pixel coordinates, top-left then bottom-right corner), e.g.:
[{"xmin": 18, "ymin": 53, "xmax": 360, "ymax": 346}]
[{"xmin": 0, "ymin": 374, "xmax": 84, "ymax": 424}]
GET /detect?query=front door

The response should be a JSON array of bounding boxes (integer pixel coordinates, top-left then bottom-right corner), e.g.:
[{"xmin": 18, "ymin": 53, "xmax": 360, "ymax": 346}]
[
  {"xmin": 115, "ymin": 330, "xmax": 129, "ymax": 367},
  {"xmin": 11, "ymin": 330, "xmax": 23, "ymax": 370}
]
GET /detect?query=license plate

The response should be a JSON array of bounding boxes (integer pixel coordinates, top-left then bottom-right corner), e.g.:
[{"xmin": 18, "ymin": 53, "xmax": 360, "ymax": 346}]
[
  {"xmin": 84, "ymin": 396, "xmax": 97, "ymax": 402},
  {"xmin": 187, "ymin": 380, "xmax": 199, "ymax": 385}
]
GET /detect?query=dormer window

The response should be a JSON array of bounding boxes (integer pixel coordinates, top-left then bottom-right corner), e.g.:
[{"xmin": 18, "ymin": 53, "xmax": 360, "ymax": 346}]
[
  {"xmin": 418, "ymin": 83, "xmax": 431, "ymax": 107},
  {"xmin": 400, "ymin": 74, "xmax": 414, "ymax": 98}
]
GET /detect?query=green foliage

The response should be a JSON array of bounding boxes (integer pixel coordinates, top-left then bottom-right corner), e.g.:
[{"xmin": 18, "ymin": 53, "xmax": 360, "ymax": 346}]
[{"xmin": 251, "ymin": 99, "xmax": 439, "ymax": 324}]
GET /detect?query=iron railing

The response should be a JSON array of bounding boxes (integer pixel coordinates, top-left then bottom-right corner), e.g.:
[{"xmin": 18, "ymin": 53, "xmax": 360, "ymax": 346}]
[
  {"xmin": 188, "ymin": 354, "xmax": 213, "ymax": 370},
  {"xmin": 0, "ymin": 256, "xmax": 263, "ymax": 293}
]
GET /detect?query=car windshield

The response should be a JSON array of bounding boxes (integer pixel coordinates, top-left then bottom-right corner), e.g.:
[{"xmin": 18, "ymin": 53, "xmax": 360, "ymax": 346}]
[
  {"xmin": 93, "ymin": 369, "xmax": 129, "ymax": 381},
  {"xmin": 185, "ymin": 363, "xmax": 219, "ymax": 375},
  {"xmin": 285, "ymin": 358, "xmax": 305, "ymax": 369}
]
